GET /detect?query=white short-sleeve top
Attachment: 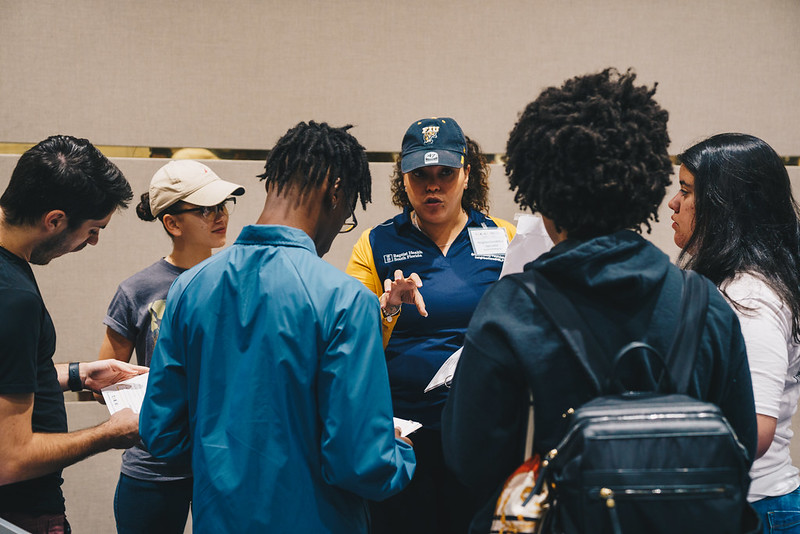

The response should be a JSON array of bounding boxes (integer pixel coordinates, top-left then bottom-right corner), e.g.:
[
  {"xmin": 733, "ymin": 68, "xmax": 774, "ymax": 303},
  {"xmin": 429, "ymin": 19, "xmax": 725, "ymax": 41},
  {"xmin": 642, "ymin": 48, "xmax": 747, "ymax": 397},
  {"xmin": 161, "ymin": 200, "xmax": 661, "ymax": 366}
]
[{"xmin": 721, "ymin": 272, "xmax": 800, "ymax": 501}]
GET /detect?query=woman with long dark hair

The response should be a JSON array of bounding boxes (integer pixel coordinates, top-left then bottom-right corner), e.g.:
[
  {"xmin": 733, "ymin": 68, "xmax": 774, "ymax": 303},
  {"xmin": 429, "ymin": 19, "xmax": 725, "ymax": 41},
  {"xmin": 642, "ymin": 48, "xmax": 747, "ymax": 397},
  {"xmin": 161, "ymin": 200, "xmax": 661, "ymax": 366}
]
[{"xmin": 670, "ymin": 133, "xmax": 800, "ymax": 532}]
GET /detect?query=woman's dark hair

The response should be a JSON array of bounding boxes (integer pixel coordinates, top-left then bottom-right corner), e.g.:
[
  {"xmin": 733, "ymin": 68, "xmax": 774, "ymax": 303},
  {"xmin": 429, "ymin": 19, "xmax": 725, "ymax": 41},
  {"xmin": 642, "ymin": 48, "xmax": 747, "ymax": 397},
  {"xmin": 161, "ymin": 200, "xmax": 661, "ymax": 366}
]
[
  {"xmin": 390, "ymin": 135, "xmax": 490, "ymax": 213},
  {"xmin": 136, "ymin": 193, "xmax": 200, "ymax": 239},
  {"xmin": 677, "ymin": 133, "xmax": 800, "ymax": 340},
  {"xmin": 136, "ymin": 192, "xmax": 157, "ymax": 222},
  {"xmin": 1, "ymin": 135, "xmax": 132, "ymax": 228},
  {"xmin": 258, "ymin": 121, "xmax": 371, "ymax": 210},
  {"xmin": 505, "ymin": 68, "xmax": 672, "ymax": 239}
]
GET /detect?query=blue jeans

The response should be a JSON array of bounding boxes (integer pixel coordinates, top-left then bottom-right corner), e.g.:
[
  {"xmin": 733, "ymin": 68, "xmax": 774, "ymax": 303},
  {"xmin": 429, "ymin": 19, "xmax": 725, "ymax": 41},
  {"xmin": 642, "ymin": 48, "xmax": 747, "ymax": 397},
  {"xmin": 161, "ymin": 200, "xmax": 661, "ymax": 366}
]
[
  {"xmin": 752, "ymin": 487, "xmax": 800, "ymax": 534},
  {"xmin": 114, "ymin": 473, "xmax": 192, "ymax": 534}
]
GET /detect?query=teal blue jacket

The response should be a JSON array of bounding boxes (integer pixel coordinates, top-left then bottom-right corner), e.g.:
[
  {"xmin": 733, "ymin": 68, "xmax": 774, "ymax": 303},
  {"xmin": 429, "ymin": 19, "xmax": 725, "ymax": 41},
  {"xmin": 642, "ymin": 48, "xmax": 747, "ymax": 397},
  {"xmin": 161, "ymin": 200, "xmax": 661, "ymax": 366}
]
[{"xmin": 140, "ymin": 225, "xmax": 415, "ymax": 533}]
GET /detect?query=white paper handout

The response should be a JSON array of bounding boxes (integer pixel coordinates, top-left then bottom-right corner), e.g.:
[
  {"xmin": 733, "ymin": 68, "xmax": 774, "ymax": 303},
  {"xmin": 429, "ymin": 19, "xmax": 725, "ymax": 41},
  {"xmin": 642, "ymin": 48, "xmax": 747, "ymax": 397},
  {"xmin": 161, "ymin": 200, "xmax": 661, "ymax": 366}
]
[
  {"xmin": 393, "ymin": 417, "xmax": 422, "ymax": 437},
  {"xmin": 499, "ymin": 214, "xmax": 554, "ymax": 278},
  {"xmin": 101, "ymin": 373, "xmax": 149, "ymax": 414},
  {"xmin": 424, "ymin": 347, "xmax": 462, "ymax": 393}
]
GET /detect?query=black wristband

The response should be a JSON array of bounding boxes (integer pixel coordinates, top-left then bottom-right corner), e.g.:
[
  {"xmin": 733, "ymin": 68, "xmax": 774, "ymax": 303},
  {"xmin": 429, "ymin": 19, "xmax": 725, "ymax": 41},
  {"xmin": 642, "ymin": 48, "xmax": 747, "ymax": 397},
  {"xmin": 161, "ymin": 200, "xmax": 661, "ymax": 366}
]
[{"xmin": 68, "ymin": 362, "xmax": 82, "ymax": 392}]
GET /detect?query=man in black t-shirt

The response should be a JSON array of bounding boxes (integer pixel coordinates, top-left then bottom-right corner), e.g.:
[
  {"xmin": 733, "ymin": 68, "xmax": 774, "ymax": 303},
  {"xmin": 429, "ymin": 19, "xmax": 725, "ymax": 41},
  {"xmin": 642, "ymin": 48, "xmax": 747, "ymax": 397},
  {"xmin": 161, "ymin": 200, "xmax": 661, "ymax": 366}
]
[{"xmin": 0, "ymin": 136, "xmax": 148, "ymax": 534}]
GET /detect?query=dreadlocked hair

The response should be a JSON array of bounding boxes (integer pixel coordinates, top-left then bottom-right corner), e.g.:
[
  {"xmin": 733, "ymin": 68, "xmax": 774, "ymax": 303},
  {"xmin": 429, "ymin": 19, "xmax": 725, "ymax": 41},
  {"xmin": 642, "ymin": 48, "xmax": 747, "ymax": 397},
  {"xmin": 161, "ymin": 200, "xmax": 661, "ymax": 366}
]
[
  {"xmin": 258, "ymin": 121, "xmax": 371, "ymax": 209},
  {"xmin": 505, "ymin": 67, "xmax": 672, "ymax": 239},
  {"xmin": 390, "ymin": 135, "xmax": 490, "ymax": 213}
]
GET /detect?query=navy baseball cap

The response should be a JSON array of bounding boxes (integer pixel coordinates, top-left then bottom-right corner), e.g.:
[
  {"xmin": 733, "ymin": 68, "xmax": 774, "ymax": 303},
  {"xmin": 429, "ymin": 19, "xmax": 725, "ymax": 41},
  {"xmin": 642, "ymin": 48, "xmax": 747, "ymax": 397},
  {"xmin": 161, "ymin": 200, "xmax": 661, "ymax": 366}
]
[{"xmin": 400, "ymin": 117, "xmax": 467, "ymax": 173}]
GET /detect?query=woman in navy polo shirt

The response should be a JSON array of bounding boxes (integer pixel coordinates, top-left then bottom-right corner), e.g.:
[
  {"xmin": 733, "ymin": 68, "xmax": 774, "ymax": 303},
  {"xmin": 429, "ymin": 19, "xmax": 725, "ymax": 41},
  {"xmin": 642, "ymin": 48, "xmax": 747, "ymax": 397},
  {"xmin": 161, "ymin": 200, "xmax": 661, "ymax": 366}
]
[{"xmin": 347, "ymin": 117, "xmax": 515, "ymax": 534}]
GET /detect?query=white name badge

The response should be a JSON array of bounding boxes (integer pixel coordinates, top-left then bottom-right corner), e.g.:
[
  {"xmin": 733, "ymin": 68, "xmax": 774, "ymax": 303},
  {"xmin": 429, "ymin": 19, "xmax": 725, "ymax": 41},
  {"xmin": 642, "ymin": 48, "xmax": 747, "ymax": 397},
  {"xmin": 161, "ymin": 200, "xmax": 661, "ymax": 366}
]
[{"xmin": 468, "ymin": 227, "xmax": 509, "ymax": 256}]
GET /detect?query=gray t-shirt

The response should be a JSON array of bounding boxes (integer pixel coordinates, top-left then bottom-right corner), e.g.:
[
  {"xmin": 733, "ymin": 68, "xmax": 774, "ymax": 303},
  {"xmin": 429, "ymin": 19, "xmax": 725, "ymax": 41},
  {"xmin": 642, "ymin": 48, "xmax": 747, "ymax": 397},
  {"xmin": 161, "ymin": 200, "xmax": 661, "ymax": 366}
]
[{"xmin": 104, "ymin": 258, "xmax": 191, "ymax": 481}]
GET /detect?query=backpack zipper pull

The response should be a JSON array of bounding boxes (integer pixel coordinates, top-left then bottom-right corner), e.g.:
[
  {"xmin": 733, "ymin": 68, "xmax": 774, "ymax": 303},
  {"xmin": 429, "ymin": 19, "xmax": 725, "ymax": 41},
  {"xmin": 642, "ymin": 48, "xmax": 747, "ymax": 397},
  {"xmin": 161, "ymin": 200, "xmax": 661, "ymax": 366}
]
[
  {"xmin": 523, "ymin": 449, "xmax": 558, "ymax": 506},
  {"xmin": 599, "ymin": 488, "xmax": 623, "ymax": 534}
]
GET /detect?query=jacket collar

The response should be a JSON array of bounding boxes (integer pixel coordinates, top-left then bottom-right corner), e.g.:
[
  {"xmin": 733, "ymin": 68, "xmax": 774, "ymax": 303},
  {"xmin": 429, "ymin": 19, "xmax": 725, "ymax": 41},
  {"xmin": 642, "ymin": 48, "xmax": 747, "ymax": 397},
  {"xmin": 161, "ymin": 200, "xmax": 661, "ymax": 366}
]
[{"xmin": 234, "ymin": 225, "xmax": 317, "ymax": 255}]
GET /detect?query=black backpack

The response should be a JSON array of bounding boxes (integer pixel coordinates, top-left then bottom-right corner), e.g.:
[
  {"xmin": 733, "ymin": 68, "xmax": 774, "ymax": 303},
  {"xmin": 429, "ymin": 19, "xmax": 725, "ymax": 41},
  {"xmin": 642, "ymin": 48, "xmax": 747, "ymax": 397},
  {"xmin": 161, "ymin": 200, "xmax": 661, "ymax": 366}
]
[{"xmin": 512, "ymin": 269, "xmax": 759, "ymax": 534}]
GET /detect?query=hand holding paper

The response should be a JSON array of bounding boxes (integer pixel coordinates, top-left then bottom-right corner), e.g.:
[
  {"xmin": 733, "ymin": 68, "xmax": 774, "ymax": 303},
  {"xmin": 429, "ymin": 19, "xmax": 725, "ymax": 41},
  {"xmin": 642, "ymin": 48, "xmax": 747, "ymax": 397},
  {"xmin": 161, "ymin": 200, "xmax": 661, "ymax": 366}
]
[
  {"xmin": 83, "ymin": 359, "xmax": 148, "ymax": 392},
  {"xmin": 393, "ymin": 417, "xmax": 422, "ymax": 438},
  {"xmin": 101, "ymin": 373, "xmax": 149, "ymax": 415}
]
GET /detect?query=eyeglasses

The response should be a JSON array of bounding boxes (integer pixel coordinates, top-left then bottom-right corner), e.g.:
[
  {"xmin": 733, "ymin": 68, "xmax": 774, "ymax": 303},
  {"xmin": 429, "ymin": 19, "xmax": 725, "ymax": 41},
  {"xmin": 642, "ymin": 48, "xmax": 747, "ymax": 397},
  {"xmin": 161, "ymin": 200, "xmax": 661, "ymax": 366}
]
[
  {"xmin": 339, "ymin": 205, "xmax": 358, "ymax": 233},
  {"xmin": 169, "ymin": 197, "xmax": 236, "ymax": 219}
]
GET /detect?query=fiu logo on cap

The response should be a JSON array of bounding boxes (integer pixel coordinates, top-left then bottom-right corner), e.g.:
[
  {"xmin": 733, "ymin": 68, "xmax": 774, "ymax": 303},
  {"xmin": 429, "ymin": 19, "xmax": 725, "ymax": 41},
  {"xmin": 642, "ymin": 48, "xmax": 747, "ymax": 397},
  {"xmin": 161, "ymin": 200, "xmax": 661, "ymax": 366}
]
[{"xmin": 421, "ymin": 126, "xmax": 439, "ymax": 144}]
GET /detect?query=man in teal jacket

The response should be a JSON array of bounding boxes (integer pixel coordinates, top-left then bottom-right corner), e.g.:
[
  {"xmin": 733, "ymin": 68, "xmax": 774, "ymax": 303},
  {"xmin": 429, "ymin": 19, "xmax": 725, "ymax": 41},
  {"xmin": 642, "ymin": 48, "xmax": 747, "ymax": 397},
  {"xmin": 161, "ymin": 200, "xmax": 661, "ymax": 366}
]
[{"xmin": 140, "ymin": 121, "xmax": 416, "ymax": 533}]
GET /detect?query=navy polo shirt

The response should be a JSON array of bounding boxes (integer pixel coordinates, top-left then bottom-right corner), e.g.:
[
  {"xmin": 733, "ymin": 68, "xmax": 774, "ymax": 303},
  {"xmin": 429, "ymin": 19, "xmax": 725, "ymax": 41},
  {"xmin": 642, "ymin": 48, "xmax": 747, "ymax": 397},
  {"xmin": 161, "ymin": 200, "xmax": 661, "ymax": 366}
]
[{"xmin": 368, "ymin": 208, "xmax": 510, "ymax": 428}]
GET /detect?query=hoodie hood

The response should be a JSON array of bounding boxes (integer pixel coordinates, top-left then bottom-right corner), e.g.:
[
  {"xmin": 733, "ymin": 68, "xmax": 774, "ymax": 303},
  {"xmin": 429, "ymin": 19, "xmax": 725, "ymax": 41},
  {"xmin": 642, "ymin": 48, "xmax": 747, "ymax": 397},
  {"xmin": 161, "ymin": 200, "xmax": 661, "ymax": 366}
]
[{"xmin": 528, "ymin": 229, "xmax": 671, "ymax": 308}]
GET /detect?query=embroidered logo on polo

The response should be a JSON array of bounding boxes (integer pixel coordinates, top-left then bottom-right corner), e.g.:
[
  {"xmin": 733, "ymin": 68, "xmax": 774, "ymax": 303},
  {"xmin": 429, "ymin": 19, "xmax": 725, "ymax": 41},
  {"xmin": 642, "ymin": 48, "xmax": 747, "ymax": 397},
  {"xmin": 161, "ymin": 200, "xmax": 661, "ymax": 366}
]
[
  {"xmin": 383, "ymin": 250, "xmax": 423, "ymax": 264},
  {"xmin": 424, "ymin": 152, "xmax": 439, "ymax": 165},
  {"xmin": 421, "ymin": 126, "xmax": 439, "ymax": 144}
]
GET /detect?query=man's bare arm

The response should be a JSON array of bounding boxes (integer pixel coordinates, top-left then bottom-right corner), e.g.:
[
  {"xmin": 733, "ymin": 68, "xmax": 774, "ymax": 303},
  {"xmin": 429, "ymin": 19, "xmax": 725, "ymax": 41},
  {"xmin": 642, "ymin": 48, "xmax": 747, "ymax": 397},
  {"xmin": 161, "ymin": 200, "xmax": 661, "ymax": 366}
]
[
  {"xmin": 55, "ymin": 360, "xmax": 147, "ymax": 393},
  {"xmin": 0, "ymin": 392, "xmax": 139, "ymax": 486}
]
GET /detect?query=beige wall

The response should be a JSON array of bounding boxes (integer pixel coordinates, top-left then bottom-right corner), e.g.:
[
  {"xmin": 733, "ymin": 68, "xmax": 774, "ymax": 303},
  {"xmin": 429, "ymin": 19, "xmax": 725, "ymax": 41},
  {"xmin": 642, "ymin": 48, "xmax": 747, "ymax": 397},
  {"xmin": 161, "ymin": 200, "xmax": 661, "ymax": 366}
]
[
  {"xmin": 0, "ymin": 155, "xmax": 520, "ymax": 366},
  {"xmin": 1, "ymin": 152, "xmax": 798, "ymax": 368},
  {"xmin": 2, "ymin": 0, "xmax": 799, "ymax": 530},
  {"xmin": 1, "ymin": 0, "xmax": 799, "ymax": 155}
]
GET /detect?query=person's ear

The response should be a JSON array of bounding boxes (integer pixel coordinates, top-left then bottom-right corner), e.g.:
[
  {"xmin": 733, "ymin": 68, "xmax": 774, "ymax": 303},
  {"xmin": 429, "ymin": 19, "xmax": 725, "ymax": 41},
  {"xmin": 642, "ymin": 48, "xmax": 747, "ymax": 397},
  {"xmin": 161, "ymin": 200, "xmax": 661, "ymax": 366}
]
[
  {"xmin": 42, "ymin": 210, "xmax": 67, "ymax": 233},
  {"xmin": 328, "ymin": 177, "xmax": 342, "ymax": 210},
  {"xmin": 162, "ymin": 214, "xmax": 182, "ymax": 238}
]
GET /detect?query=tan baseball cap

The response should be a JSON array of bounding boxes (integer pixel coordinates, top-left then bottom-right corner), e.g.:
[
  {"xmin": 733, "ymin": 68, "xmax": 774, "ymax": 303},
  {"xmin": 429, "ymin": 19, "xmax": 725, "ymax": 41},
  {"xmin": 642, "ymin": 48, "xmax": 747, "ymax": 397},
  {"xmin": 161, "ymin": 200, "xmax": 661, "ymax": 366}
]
[{"xmin": 149, "ymin": 160, "xmax": 245, "ymax": 217}]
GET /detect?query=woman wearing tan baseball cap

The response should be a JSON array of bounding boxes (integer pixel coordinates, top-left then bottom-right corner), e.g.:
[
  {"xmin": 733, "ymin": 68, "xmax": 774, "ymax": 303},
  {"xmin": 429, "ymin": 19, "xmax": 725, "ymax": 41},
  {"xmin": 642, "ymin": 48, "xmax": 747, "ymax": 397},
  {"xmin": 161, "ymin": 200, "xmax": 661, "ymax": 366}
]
[{"xmin": 95, "ymin": 159, "xmax": 244, "ymax": 534}]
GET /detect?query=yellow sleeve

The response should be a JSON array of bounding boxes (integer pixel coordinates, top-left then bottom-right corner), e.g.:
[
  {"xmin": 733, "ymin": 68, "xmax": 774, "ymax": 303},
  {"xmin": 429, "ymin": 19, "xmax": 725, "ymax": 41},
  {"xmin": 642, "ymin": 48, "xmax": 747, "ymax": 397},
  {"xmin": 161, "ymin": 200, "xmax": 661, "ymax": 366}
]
[
  {"xmin": 345, "ymin": 228, "xmax": 398, "ymax": 348},
  {"xmin": 488, "ymin": 215, "xmax": 518, "ymax": 243}
]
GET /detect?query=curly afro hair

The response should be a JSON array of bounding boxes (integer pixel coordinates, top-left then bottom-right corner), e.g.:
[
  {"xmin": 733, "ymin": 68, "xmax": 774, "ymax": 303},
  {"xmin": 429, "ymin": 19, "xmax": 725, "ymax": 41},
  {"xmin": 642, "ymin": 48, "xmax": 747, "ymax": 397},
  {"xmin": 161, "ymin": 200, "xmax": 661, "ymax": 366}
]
[
  {"xmin": 390, "ymin": 135, "xmax": 490, "ymax": 213},
  {"xmin": 505, "ymin": 68, "xmax": 672, "ymax": 239}
]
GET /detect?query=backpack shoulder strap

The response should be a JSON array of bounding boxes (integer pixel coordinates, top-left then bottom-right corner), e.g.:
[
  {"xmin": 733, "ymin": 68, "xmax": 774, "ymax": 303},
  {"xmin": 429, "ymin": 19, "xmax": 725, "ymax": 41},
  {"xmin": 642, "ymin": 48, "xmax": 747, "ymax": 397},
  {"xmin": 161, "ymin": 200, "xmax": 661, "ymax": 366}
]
[
  {"xmin": 510, "ymin": 268, "xmax": 711, "ymax": 396},
  {"xmin": 508, "ymin": 271, "xmax": 608, "ymax": 395},
  {"xmin": 667, "ymin": 269, "xmax": 710, "ymax": 394}
]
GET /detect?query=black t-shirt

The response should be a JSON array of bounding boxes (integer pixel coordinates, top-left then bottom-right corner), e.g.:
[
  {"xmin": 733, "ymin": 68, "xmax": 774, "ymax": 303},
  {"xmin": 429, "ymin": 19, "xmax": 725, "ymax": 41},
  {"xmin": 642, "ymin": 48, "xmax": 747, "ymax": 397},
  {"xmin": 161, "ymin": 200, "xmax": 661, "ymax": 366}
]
[{"xmin": 0, "ymin": 247, "xmax": 66, "ymax": 514}]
